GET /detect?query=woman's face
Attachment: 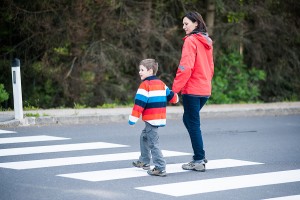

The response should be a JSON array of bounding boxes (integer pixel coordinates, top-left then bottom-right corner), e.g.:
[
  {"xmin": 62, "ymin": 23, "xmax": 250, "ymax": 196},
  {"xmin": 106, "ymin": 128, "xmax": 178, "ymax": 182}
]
[{"xmin": 182, "ymin": 17, "xmax": 198, "ymax": 35}]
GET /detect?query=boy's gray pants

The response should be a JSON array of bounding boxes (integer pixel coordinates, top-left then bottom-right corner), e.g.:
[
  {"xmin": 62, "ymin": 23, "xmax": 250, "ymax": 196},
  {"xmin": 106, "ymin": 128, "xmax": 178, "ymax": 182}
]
[{"xmin": 139, "ymin": 122, "xmax": 166, "ymax": 171}]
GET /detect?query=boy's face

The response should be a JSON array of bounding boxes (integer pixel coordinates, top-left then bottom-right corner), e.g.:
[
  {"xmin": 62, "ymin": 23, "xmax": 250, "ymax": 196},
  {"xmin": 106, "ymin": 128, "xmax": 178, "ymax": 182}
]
[{"xmin": 139, "ymin": 65, "xmax": 153, "ymax": 80}]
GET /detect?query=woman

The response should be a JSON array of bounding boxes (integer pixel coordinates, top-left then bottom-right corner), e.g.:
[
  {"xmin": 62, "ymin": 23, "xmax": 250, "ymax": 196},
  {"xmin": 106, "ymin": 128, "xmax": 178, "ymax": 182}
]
[{"xmin": 172, "ymin": 11, "xmax": 214, "ymax": 172}]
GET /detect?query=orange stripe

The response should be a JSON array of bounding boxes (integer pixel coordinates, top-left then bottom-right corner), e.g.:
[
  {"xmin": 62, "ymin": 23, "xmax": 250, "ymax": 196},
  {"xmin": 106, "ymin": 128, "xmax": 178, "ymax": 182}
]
[
  {"xmin": 131, "ymin": 105, "xmax": 144, "ymax": 117},
  {"xmin": 140, "ymin": 80, "xmax": 166, "ymax": 91},
  {"xmin": 149, "ymin": 84, "xmax": 165, "ymax": 91},
  {"xmin": 143, "ymin": 113, "xmax": 166, "ymax": 120},
  {"xmin": 139, "ymin": 82, "xmax": 148, "ymax": 90},
  {"xmin": 143, "ymin": 107, "xmax": 166, "ymax": 115},
  {"xmin": 131, "ymin": 110, "xmax": 141, "ymax": 118},
  {"xmin": 133, "ymin": 104, "xmax": 144, "ymax": 112}
]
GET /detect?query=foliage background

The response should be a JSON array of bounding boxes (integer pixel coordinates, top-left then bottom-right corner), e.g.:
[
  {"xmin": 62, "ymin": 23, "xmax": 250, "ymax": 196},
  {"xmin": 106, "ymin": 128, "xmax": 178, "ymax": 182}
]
[{"xmin": 0, "ymin": 0, "xmax": 299, "ymax": 109}]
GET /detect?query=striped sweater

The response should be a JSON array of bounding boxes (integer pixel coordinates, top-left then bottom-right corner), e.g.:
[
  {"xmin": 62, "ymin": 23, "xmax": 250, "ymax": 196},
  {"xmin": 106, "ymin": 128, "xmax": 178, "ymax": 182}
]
[{"xmin": 128, "ymin": 76, "xmax": 179, "ymax": 127}]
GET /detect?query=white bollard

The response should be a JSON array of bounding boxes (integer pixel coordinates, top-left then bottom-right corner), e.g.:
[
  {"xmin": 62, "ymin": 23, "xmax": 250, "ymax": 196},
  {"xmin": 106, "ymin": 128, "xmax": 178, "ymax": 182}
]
[{"xmin": 11, "ymin": 58, "xmax": 24, "ymax": 120}]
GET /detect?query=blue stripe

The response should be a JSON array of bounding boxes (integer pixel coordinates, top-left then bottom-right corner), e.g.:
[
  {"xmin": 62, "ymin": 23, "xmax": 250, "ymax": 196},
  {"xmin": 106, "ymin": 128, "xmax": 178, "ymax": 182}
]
[
  {"xmin": 145, "ymin": 102, "xmax": 166, "ymax": 109},
  {"xmin": 128, "ymin": 120, "xmax": 135, "ymax": 125},
  {"xmin": 166, "ymin": 87, "xmax": 171, "ymax": 96},
  {"xmin": 135, "ymin": 99, "xmax": 147, "ymax": 108},
  {"xmin": 148, "ymin": 96, "xmax": 166, "ymax": 103},
  {"xmin": 135, "ymin": 94, "xmax": 148, "ymax": 103},
  {"xmin": 167, "ymin": 91, "xmax": 175, "ymax": 102}
]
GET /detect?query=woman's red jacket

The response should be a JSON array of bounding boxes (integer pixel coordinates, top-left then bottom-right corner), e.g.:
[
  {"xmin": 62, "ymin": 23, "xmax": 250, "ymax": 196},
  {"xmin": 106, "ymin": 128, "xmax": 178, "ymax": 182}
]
[{"xmin": 172, "ymin": 33, "xmax": 214, "ymax": 96}]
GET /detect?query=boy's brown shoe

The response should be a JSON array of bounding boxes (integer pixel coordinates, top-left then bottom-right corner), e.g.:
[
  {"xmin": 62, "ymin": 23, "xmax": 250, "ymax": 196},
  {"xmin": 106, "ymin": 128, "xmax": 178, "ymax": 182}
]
[
  {"xmin": 147, "ymin": 167, "xmax": 167, "ymax": 177},
  {"xmin": 132, "ymin": 161, "xmax": 150, "ymax": 170}
]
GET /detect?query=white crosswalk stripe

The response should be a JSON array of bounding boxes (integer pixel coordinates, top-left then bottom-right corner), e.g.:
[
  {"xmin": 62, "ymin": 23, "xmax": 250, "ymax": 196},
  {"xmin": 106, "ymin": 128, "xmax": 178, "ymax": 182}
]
[
  {"xmin": 263, "ymin": 195, "xmax": 300, "ymax": 200},
  {"xmin": 135, "ymin": 169, "xmax": 300, "ymax": 197},
  {"xmin": 0, "ymin": 135, "xmax": 69, "ymax": 144},
  {"xmin": 0, "ymin": 130, "xmax": 299, "ymax": 199},
  {"xmin": 0, "ymin": 142, "xmax": 129, "ymax": 156},
  {"xmin": 0, "ymin": 129, "xmax": 16, "ymax": 134},
  {"xmin": 57, "ymin": 159, "xmax": 263, "ymax": 182},
  {"xmin": 0, "ymin": 150, "xmax": 191, "ymax": 169}
]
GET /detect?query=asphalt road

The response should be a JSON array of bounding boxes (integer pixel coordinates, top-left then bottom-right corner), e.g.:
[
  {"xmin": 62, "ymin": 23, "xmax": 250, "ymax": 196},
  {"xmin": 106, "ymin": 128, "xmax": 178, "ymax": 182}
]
[{"xmin": 0, "ymin": 115, "xmax": 300, "ymax": 200}]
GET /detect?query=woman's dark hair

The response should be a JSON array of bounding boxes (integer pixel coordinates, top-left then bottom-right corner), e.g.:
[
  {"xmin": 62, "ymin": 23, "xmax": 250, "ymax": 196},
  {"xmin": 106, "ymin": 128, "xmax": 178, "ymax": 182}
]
[{"xmin": 182, "ymin": 11, "xmax": 207, "ymax": 33}]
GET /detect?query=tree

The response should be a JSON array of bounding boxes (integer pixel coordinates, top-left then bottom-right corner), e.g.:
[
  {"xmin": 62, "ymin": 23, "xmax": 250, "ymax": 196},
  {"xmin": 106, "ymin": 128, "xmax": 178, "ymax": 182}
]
[
  {"xmin": 0, "ymin": 0, "xmax": 298, "ymax": 109},
  {"xmin": 213, "ymin": 0, "xmax": 300, "ymax": 101},
  {"xmin": 205, "ymin": 0, "xmax": 216, "ymax": 36},
  {"xmin": 0, "ymin": 84, "xmax": 9, "ymax": 107}
]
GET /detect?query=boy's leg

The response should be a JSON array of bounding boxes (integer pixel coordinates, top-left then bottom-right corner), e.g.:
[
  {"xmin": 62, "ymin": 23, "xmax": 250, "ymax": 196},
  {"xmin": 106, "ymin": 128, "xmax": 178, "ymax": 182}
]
[
  {"xmin": 138, "ymin": 123, "xmax": 151, "ymax": 164},
  {"xmin": 145, "ymin": 122, "xmax": 166, "ymax": 171}
]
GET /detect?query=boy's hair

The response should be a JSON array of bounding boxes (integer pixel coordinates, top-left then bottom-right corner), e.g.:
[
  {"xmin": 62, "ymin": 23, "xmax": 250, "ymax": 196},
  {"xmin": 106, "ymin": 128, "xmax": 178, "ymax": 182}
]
[{"xmin": 139, "ymin": 59, "xmax": 158, "ymax": 75}]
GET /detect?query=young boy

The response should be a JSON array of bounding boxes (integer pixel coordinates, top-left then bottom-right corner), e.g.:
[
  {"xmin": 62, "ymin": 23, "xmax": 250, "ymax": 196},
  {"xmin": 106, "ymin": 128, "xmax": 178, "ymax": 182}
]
[{"xmin": 128, "ymin": 58, "xmax": 179, "ymax": 177}]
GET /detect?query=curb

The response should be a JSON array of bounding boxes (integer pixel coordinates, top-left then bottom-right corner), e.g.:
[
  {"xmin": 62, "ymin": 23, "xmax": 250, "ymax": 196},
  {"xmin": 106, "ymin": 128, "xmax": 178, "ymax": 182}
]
[
  {"xmin": 25, "ymin": 114, "xmax": 129, "ymax": 126},
  {"xmin": 1, "ymin": 102, "xmax": 300, "ymax": 128},
  {"xmin": 0, "ymin": 119, "xmax": 20, "ymax": 128}
]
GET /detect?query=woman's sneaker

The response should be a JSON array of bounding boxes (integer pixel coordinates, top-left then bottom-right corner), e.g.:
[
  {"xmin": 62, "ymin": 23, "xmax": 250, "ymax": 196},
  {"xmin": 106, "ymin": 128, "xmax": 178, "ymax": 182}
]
[
  {"xmin": 132, "ymin": 161, "xmax": 150, "ymax": 170},
  {"xmin": 147, "ymin": 167, "xmax": 167, "ymax": 177},
  {"xmin": 182, "ymin": 159, "xmax": 207, "ymax": 172}
]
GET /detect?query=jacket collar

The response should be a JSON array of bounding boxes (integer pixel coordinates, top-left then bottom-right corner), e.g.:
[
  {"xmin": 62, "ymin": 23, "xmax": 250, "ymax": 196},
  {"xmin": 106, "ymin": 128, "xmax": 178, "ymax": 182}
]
[
  {"xmin": 143, "ymin": 75, "xmax": 158, "ymax": 81},
  {"xmin": 183, "ymin": 30, "xmax": 207, "ymax": 40}
]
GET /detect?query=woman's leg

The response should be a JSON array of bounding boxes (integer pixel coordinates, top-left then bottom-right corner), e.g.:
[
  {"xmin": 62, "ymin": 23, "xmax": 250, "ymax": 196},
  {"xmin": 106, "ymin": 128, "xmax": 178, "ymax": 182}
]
[{"xmin": 182, "ymin": 95, "xmax": 208, "ymax": 161}]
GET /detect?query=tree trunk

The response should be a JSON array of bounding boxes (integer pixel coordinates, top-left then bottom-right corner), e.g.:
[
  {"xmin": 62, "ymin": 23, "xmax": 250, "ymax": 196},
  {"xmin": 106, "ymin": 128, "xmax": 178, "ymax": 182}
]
[
  {"xmin": 205, "ymin": 0, "xmax": 215, "ymax": 36},
  {"xmin": 140, "ymin": 1, "xmax": 152, "ymax": 59}
]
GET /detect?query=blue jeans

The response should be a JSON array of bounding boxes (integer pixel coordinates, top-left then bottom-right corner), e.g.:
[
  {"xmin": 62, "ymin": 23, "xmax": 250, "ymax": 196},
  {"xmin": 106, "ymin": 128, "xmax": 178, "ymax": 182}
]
[
  {"xmin": 139, "ymin": 122, "xmax": 166, "ymax": 170},
  {"xmin": 182, "ymin": 94, "xmax": 209, "ymax": 161}
]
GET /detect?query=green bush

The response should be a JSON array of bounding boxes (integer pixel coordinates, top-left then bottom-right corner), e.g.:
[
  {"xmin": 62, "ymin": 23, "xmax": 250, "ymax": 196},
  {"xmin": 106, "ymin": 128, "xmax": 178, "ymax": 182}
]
[
  {"xmin": 0, "ymin": 84, "xmax": 9, "ymax": 104},
  {"xmin": 210, "ymin": 52, "xmax": 266, "ymax": 104}
]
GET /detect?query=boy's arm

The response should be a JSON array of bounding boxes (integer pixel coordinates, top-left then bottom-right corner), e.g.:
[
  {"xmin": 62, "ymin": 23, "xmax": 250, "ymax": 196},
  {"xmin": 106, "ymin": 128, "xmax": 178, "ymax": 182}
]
[
  {"xmin": 128, "ymin": 82, "xmax": 149, "ymax": 125},
  {"xmin": 166, "ymin": 86, "xmax": 179, "ymax": 104}
]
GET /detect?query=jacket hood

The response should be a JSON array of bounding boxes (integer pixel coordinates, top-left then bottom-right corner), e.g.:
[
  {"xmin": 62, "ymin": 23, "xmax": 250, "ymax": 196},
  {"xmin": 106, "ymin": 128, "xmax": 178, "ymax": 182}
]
[{"xmin": 183, "ymin": 32, "xmax": 212, "ymax": 50}]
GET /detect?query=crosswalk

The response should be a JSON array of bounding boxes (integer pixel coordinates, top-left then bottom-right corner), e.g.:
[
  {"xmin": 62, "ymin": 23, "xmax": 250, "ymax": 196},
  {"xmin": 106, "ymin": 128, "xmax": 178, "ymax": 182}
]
[
  {"xmin": 0, "ymin": 141, "xmax": 129, "ymax": 156},
  {"xmin": 0, "ymin": 135, "xmax": 69, "ymax": 144},
  {"xmin": 57, "ymin": 159, "xmax": 263, "ymax": 182},
  {"xmin": 136, "ymin": 169, "xmax": 300, "ymax": 197},
  {"xmin": 263, "ymin": 195, "xmax": 300, "ymax": 200},
  {"xmin": 0, "ymin": 150, "xmax": 190, "ymax": 169},
  {"xmin": 0, "ymin": 129, "xmax": 16, "ymax": 134},
  {"xmin": 0, "ymin": 128, "xmax": 299, "ymax": 199}
]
